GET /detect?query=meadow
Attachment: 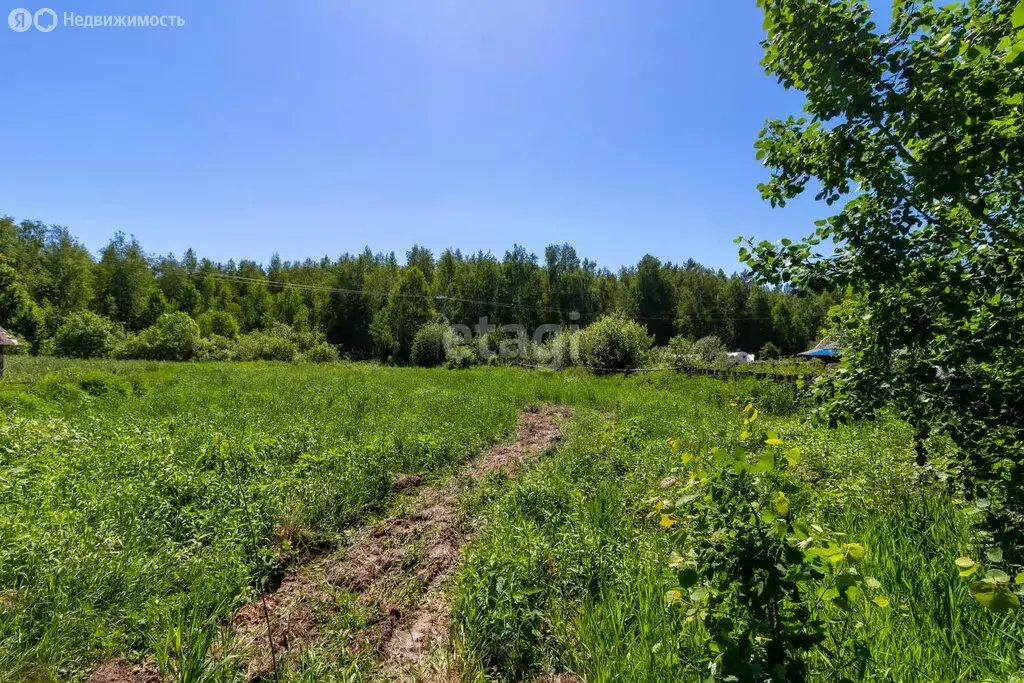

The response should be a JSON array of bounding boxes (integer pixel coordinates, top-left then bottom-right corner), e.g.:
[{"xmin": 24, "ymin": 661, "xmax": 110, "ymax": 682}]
[{"xmin": 0, "ymin": 357, "xmax": 1021, "ymax": 682}]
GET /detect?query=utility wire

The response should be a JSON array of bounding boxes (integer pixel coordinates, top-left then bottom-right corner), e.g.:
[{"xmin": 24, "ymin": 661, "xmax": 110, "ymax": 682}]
[{"xmin": 203, "ymin": 272, "xmax": 779, "ymax": 322}]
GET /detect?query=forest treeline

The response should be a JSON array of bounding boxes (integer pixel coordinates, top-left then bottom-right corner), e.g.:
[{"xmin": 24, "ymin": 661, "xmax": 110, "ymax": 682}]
[{"xmin": 0, "ymin": 216, "xmax": 839, "ymax": 360}]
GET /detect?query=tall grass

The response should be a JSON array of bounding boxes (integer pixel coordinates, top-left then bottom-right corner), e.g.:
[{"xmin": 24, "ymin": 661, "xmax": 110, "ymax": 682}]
[
  {"xmin": 1, "ymin": 356, "xmax": 1020, "ymax": 681},
  {"xmin": 452, "ymin": 389, "xmax": 1024, "ymax": 681}
]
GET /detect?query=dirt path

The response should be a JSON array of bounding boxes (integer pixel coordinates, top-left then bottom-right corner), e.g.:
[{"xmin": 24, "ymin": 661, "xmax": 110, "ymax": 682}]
[{"xmin": 225, "ymin": 404, "xmax": 569, "ymax": 681}]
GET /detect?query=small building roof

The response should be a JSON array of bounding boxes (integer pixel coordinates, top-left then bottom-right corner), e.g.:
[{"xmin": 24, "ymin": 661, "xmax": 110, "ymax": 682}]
[{"xmin": 0, "ymin": 326, "xmax": 20, "ymax": 347}]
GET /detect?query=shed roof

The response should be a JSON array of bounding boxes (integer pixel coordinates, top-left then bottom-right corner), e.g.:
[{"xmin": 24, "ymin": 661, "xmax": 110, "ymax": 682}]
[{"xmin": 0, "ymin": 326, "xmax": 20, "ymax": 347}]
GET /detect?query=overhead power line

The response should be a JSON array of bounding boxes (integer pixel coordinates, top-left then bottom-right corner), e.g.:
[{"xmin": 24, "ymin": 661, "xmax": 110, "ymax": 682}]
[{"xmin": 203, "ymin": 272, "xmax": 778, "ymax": 323}]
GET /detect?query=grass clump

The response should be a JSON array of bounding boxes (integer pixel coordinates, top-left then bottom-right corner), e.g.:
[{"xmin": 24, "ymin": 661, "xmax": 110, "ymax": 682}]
[{"xmin": 33, "ymin": 368, "xmax": 133, "ymax": 401}]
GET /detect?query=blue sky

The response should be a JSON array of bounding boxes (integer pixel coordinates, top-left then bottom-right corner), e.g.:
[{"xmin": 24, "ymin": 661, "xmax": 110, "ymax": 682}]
[{"xmin": 1, "ymin": 1, "xmax": 826, "ymax": 273}]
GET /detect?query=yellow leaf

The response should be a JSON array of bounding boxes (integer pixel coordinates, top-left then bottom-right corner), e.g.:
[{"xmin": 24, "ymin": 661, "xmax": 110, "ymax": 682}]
[
  {"xmin": 659, "ymin": 514, "xmax": 677, "ymax": 529},
  {"xmin": 664, "ymin": 590, "xmax": 682, "ymax": 603},
  {"xmin": 773, "ymin": 492, "xmax": 789, "ymax": 517},
  {"xmin": 959, "ymin": 564, "xmax": 980, "ymax": 578},
  {"xmin": 765, "ymin": 438, "xmax": 783, "ymax": 446},
  {"xmin": 872, "ymin": 596, "xmax": 890, "ymax": 608},
  {"xmin": 843, "ymin": 543, "xmax": 866, "ymax": 561},
  {"xmin": 954, "ymin": 556, "xmax": 975, "ymax": 569}
]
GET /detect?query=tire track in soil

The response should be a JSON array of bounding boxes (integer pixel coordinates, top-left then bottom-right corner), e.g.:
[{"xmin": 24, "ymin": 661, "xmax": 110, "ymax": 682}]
[{"xmin": 229, "ymin": 404, "xmax": 570, "ymax": 681}]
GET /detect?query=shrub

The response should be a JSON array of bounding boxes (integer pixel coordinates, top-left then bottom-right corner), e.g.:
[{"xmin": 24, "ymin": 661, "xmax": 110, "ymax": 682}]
[
  {"xmin": 122, "ymin": 312, "xmax": 201, "ymax": 361},
  {"xmin": 195, "ymin": 334, "xmax": 236, "ymax": 362},
  {"xmin": 576, "ymin": 314, "xmax": 652, "ymax": 372},
  {"xmin": 760, "ymin": 341, "xmax": 782, "ymax": 360},
  {"xmin": 299, "ymin": 342, "xmax": 340, "ymax": 364},
  {"xmin": 542, "ymin": 330, "xmax": 578, "ymax": 370},
  {"xmin": 693, "ymin": 335, "xmax": 728, "ymax": 365},
  {"xmin": 445, "ymin": 346, "xmax": 478, "ymax": 369},
  {"xmin": 288, "ymin": 327, "xmax": 329, "ymax": 354},
  {"xmin": 667, "ymin": 335, "xmax": 696, "ymax": 370},
  {"xmin": 195, "ymin": 311, "xmax": 240, "ymax": 339},
  {"xmin": 34, "ymin": 368, "xmax": 132, "ymax": 401},
  {"xmin": 410, "ymin": 323, "xmax": 452, "ymax": 367},
  {"xmin": 234, "ymin": 330, "xmax": 297, "ymax": 361},
  {"xmin": 52, "ymin": 310, "xmax": 120, "ymax": 359}
]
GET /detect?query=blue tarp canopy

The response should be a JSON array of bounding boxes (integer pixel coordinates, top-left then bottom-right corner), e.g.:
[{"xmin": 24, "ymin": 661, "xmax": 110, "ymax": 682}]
[
  {"xmin": 798, "ymin": 348, "xmax": 840, "ymax": 357},
  {"xmin": 798, "ymin": 337, "xmax": 841, "ymax": 359}
]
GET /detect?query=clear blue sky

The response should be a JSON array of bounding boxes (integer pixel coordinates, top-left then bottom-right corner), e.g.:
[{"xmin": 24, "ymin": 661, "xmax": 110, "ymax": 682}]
[{"xmin": 1, "ymin": 0, "xmax": 825, "ymax": 273}]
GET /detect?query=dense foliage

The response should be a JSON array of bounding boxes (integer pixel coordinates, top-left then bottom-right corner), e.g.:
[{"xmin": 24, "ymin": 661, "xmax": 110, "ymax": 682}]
[
  {"xmin": 410, "ymin": 322, "xmax": 453, "ymax": 367},
  {"xmin": 575, "ymin": 313, "xmax": 653, "ymax": 371},
  {"xmin": 1, "ymin": 216, "xmax": 838, "ymax": 363},
  {"xmin": 742, "ymin": 0, "xmax": 1024, "ymax": 552}
]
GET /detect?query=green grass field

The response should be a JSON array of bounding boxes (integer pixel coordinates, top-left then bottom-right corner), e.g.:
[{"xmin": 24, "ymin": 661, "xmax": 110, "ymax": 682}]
[{"xmin": 0, "ymin": 357, "xmax": 1021, "ymax": 682}]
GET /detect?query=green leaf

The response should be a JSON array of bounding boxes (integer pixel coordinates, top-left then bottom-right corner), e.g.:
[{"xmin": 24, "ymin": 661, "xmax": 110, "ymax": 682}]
[
  {"xmin": 983, "ymin": 568, "xmax": 1011, "ymax": 584},
  {"xmin": 751, "ymin": 454, "xmax": 774, "ymax": 475},
  {"xmin": 970, "ymin": 582, "xmax": 1021, "ymax": 612},
  {"xmin": 1013, "ymin": 0, "xmax": 1024, "ymax": 30},
  {"xmin": 1015, "ymin": 572, "xmax": 1024, "ymax": 585},
  {"xmin": 985, "ymin": 548, "xmax": 1003, "ymax": 563},
  {"xmin": 820, "ymin": 587, "xmax": 839, "ymax": 602},
  {"xmin": 843, "ymin": 543, "xmax": 866, "ymax": 561},
  {"xmin": 785, "ymin": 447, "xmax": 801, "ymax": 466},
  {"xmin": 872, "ymin": 595, "xmax": 890, "ymax": 607}
]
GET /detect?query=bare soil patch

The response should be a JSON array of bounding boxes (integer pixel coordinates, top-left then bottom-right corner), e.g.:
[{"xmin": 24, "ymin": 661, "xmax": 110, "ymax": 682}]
[
  {"xmin": 374, "ymin": 406, "xmax": 569, "ymax": 671},
  {"xmin": 231, "ymin": 571, "xmax": 334, "ymax": 678},
  {"xmin": 468, "ymin": 405, "xmax": 570, "ymax": 479},
  {"xmin": 85, "ymin": 658, "xmax": 161, "ymax": 683},
  {"xmin": 88, "ymin": 405, "xmax": 568, "ymax": 682}
]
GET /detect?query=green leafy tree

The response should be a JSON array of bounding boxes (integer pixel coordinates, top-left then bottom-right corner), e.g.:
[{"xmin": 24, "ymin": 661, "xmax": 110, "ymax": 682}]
[
  {"xmin": 125, "ymin": 312, "xmax": 201, "ymax": 361},
  {"xmin": 632, "ymin": 254, "xmax": 676, "ymax": 344},
  {"xmin": 760, "ymin": 341, "xmax": 782, "ymax": 361},
  {"xmin": 742, "ymin": 0, "xmax": 1024, "ymax": 550},
  {"xmin": 93, "ymin": 233, "xmax": 162, "ymax": 331},
  {"xmin": 370, "ymin": 266, "xmax": 436, "ymax": 362},
  {"xmin": 406, "ymin": 244, "xmax": 435, "ymax": 285},
  {"xmin": 53, "ymin": 310, "xmax": 120, "ymax": 358},
  {"xmin": 196, "ymin": 310, "xmax": 240, "ymax": 339},
  {"xmin": 0, "ymin": 256, "xmax": 44, "ymax": 347}
]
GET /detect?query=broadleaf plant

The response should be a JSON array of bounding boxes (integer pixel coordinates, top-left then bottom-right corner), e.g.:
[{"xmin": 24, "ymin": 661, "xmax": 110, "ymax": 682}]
[
  {"xmin": 742, "ymin": 0, "xmax": 1024, "ymax": 555},
  {"xmin": 659, "ymin": 404, "xmax": 886, "ymax": 681}
]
